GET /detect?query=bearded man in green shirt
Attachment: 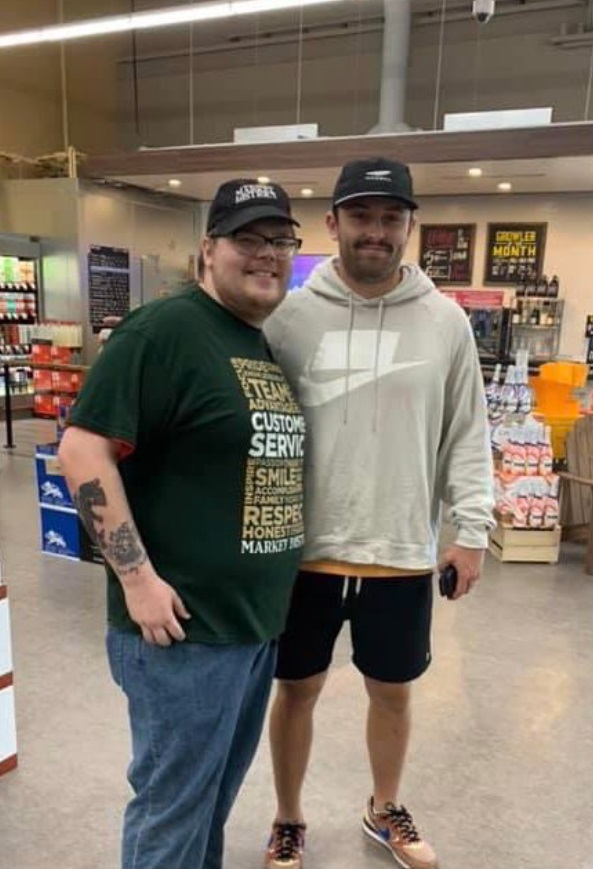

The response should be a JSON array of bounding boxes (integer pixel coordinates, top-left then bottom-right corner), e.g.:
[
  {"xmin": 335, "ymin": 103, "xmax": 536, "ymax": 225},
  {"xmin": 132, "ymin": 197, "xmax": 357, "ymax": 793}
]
[{"xmin": 59, "ymin": 179, "xmax": 306, "ymax": 869}]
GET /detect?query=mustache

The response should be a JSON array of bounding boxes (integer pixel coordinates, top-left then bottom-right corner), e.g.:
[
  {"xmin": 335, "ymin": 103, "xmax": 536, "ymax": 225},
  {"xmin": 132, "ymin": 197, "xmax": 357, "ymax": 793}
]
[{"xmin": 354, "ymin": 239, "xmax": 393, "ymax": 252}]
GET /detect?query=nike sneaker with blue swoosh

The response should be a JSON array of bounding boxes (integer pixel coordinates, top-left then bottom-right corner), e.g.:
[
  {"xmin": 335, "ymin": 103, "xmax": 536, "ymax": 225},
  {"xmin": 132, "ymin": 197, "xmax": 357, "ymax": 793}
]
[{"xmin": 362, "ymin": 798, "xmax": 438, "ymax": 869}]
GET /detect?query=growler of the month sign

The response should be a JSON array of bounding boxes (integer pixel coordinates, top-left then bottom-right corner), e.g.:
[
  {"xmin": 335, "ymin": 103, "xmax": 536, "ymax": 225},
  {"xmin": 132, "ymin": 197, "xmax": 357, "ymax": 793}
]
[
  {"xmin": 484, "ymin": 223, "xmax": 547, "ymax": 284},
  {"xmin": 419, "ymin": 224, "xmax": 475, "ymax": 285}
]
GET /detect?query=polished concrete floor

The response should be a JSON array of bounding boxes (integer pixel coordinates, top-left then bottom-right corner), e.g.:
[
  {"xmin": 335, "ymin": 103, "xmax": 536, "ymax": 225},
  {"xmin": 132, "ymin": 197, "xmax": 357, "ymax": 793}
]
[{"xmin": 1, "ymin": 421, "xmax": 593, "ymax": 869}]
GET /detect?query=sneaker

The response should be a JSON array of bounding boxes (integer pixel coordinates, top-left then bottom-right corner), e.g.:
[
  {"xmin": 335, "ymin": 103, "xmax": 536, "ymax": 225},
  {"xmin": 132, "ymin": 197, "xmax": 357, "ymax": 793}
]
[
  {"xmin": 362, "ymin": 798, "xmax": 438, "ymax": 869},
  {"xmin": 265, "ymin": 820, "xmax": 306, "ymax": 868}
]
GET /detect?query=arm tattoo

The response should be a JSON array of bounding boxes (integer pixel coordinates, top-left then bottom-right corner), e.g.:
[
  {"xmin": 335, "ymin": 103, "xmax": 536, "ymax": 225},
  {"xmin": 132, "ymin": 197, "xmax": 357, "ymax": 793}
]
[
  {"xmin": 73, "ymin": 479, "xmax": 106, "ymax": 537},
  {"xmin": 105, "ymin": 522, "xmax": 147, "ymax": 574},
  {"xmin": 73, "ymin": 478, "xmax": 148, "ymax": 576}
]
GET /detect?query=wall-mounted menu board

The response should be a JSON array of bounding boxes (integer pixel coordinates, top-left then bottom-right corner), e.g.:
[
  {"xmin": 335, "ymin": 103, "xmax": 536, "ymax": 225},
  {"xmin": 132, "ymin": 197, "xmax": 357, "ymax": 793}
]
[
  {"xmin": 484, "ymin": 223, "xmax": 547, "ymax": 284},
  {"xmin": 88, "ymin": 245, "xmax": 130, "ymax": 333},
  {"xmin": 419, "ymin": 224, "xmax": 475, "ymax": 285}
]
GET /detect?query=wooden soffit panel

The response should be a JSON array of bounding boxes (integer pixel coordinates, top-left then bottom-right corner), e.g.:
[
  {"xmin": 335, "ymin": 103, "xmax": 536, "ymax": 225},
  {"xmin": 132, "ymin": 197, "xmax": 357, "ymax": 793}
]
[{"xmin": 82, "ymin": 123, "xmax": 593, "ymax": 179}]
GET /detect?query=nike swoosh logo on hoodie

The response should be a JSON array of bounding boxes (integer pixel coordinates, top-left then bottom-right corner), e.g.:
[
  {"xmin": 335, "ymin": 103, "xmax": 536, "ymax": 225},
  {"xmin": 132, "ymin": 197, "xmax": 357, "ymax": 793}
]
[{"xmin": 298, "ymin": 329, "xmax": 428, "ymax": 407}]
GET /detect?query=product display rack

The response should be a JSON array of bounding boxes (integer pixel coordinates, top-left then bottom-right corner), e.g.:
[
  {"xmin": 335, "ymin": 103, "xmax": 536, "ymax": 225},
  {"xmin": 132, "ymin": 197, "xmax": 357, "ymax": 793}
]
[
  {"xmin": 510, "ymin": 298, "xmax": 564, "ymax": 363},
  {"xmin": 32, "ymin": 342, "xmax": 84, "ymax": 419}
]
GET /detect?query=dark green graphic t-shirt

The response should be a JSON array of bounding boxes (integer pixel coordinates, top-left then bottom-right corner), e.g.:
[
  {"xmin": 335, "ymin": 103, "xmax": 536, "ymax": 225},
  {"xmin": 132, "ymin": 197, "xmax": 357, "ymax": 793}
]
[{"xmin": 69, "ymin": 286, "xmax": 305, "ymax": 644}]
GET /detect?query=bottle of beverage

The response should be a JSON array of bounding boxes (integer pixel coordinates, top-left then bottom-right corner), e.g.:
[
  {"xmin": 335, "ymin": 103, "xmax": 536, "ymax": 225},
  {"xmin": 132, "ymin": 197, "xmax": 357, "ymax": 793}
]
[
  {"xmin": 516, "ymin": 365, "xmax": 533, "ymax": 415},
  {"xmin": 525, "ymin": 422, "xmax": 540, "ymax": 475},
  {"xmin": 537, "ymin": 275, "xmax": 548, "ymax": 297},
  {"xmin": 538, "ymin": 424, "xmax": 554, "ymax": 475},
  {"xmin": 512, "ymin": 426, "xmax": 527, "ymax": 476},
  {"xmin": 544, "ymin": 477, "xmax": 560, "ymax": 529},
  {"xmin": 485, "ymin": 363, "xmax": 502, "ymax": 418},
  {"xmin": 500, "ymin": 365, "xmax": 519, "ymax": 414},
  {"xmin": 513, "ymin": 480, "xmax": 530, "ymax": 528},
  {"xmin": 547, "ymin": 275, "xmax": 560, "ymax": 298},
  {"xmin": 529, "ymin": 483, "xmax": 545, "ymax": 528}
]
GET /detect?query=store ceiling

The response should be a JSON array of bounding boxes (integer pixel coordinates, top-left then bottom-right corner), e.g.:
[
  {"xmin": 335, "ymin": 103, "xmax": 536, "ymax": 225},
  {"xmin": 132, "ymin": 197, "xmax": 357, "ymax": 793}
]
[
  {"xmin": 80, "ymin": 0, "xmax": 593, "ymax": 203},
  {"xmin": 107, "ymin": 155, "xmax": 593, "ymax": 202}
]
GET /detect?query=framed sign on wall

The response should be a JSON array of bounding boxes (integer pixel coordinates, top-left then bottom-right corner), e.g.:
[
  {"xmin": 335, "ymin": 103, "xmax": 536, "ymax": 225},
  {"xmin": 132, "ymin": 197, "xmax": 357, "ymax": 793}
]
[
  {"xmin": 484, "ymin": 223, "xmax": 547, "ymax": 285},
  {"xmin": 88, "ymin": 245, "xmax": 131, "ymax": 333},
  {"xmin": 419, "ymin": 223, "xmax": 475, "ymax": 285}
]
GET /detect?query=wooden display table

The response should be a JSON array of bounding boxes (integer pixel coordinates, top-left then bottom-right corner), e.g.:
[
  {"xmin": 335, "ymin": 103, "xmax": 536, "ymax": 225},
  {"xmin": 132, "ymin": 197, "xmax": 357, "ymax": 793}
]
[{"xmin": 489, "ymin": 524, "xmax": 561, "ymax": 564}]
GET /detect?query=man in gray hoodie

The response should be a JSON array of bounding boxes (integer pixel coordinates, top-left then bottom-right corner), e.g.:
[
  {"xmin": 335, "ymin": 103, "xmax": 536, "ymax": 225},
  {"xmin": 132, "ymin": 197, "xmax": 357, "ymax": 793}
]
[{"xmin": 263, "ymin": 159, "xmax": 494, "ymax": 869}]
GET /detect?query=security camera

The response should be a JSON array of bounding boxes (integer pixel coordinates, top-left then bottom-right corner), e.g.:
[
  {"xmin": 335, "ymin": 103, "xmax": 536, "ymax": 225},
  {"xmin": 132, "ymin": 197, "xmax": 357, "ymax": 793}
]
[{"xmin": 472, "ymin": 0, "xmax": 495, "ymax": 23}]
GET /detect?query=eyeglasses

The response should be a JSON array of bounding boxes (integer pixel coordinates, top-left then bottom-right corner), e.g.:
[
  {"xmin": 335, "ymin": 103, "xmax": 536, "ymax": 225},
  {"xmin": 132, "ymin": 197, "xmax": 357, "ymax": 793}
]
[{"xmin": 227, "ymin": 231, "xmax": 303, "ymax": 260}]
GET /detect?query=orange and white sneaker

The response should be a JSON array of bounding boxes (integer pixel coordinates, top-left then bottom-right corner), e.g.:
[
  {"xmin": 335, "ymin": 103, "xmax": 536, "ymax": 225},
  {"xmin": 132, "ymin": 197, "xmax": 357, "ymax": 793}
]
[
  {"xmin": 264, "ymin": 820, "xmax": 306, "ymax": 868},
  {"xmin": 362, "ymin": 798, "xmax": 438, "ymax": 869}
]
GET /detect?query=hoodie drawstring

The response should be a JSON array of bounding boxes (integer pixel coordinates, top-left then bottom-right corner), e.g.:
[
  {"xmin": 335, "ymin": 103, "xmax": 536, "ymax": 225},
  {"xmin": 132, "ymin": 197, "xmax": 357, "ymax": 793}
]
[
  {"xmin": 343, "ymin": 294, "xmax": 355, "ymax": 424},
  {"xmin": 372, "ymin": 298, "xmax": 385, "ymax": 433}
]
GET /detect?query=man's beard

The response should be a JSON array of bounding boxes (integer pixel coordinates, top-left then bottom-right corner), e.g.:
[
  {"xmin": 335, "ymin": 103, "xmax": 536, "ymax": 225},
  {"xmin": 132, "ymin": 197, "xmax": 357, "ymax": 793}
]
[{"xmin": 342, "ymin": 240, "xmax": 402, "ymax": 284}]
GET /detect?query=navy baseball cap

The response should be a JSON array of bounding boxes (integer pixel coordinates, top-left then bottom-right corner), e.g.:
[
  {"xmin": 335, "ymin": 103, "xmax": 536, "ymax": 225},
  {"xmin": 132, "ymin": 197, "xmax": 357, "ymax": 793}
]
[
  {"xmin": 332, "ymin": 158, "xmax": 418, "ymax": 210},
  {"xmin": 207, "ymin": 179, "xmax": 300, "ymax": 235}
]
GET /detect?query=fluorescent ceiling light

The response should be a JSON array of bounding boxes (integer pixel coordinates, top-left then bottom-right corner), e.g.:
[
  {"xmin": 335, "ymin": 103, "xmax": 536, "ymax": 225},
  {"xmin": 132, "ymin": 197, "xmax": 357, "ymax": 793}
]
[
  {"xmin": 0, "ymin": 0, "xmax": 345, "ymax": 49},
  {"xmin": 497, "ymin": 181, "xmax": 512, "ymax": 192},
  {"xmin": 468, "ymin": 167, "xmax": 483, "ymax": 178},
  {"xmin": 168, "ymin": 178, "xmax": 182, "ymax": 188},
  {"xmin": 301, "ymin": 188, "xmax": 314, "ymax": 197},
  {"xmin": 257, "ymin": 176, "xmax": 271, "ymax": 184}
]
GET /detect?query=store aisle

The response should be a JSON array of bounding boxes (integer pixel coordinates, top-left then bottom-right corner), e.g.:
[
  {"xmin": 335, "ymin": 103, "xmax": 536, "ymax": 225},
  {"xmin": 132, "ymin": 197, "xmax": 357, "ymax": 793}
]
[{"xmin": 1, "ymin": 440, "xmax": 592, "ymax": 869}]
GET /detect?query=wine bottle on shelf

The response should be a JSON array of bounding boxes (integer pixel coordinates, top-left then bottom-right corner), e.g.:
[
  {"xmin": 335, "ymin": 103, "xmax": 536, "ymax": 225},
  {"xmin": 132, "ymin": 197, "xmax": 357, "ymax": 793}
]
[
  {"xmin": 547, "ymin": 275, "xmax": 560, "ymax": 298},
  {"xmin": 536, "ymin": 275, "xmax": 548, "ymax": 297}
]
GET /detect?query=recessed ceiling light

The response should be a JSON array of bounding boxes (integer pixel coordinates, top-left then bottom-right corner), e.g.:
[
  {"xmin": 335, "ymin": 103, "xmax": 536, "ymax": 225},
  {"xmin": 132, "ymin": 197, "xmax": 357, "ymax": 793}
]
[
  {"xmin": 301, "ymin": 188, "xmax": 314, "ymax": 197},
  {"xmin": 257, "ymin": 176, "xmax": 271, "ymax": 184},
  {"xmin": 168, "ymin": 179, "xmax": 181, "ymax": 188},
  {"xmin": 497, "ymin": 181, "xmax": 512, "ymax": 192},
  {"xmin": 468, "ymin": 167, "xmax": 483, "ymax": 178}
]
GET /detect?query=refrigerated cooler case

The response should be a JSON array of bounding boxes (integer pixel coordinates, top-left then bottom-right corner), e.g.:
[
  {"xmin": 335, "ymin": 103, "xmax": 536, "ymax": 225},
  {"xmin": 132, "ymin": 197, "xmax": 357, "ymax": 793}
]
[
  {"xmin": 510, "ymin": 298, "xmax": 564, "ymax": 363},
  {"xmin": 441, "ymin": 289, "xmax": 564, "ymax": 371},
  {"xmin": 440, "ymin": 289, "xmax": 513, "ymax": 369},
  {"xmin": 0, "ymin": 243, "xmax": 40, "ymax": 413}
]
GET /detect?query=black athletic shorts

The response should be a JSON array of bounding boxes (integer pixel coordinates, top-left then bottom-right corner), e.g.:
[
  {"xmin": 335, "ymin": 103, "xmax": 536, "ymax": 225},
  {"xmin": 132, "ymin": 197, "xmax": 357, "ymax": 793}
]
[{"xmin": 275, "ymin": 570, "xmax": 433, "ymax": 684}]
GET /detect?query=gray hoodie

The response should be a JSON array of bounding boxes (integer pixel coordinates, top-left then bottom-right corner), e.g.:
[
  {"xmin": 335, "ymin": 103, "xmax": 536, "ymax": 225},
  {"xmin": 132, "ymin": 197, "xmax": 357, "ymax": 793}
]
[{"xmin": 264, "ymin": 257, "xmax": 495, "ymax": 570}]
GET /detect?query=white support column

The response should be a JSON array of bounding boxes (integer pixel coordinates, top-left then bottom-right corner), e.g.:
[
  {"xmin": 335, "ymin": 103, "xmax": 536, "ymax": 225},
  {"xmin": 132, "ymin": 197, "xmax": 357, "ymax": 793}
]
[{"xmin": 0, "ymin": 583, "xmax": 18, "ymax": 775}]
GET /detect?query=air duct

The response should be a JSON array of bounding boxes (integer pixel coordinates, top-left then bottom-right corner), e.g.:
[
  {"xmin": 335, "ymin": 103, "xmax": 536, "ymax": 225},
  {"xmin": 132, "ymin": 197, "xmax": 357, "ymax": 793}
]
[{"xmin": 370, "ymin": 0, "xmax": 412, "ymax": 132}]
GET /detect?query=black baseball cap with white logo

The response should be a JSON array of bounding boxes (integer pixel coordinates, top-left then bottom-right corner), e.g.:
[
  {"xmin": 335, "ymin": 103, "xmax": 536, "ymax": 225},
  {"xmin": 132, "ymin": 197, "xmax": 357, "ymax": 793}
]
[
  {"xmin": 332, "ymin": 158, "xmax": 418, "ymax": 210},
  {"xmin": 207, "ymin": 179, "xmax": 300, "ymax": 236}
]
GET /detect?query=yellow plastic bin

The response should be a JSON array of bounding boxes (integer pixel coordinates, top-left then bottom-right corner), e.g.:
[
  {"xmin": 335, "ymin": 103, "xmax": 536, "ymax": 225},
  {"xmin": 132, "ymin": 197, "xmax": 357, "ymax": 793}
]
[{"xmin": 531, "ymin": 362, "xmax": 588, "ymax": 460}]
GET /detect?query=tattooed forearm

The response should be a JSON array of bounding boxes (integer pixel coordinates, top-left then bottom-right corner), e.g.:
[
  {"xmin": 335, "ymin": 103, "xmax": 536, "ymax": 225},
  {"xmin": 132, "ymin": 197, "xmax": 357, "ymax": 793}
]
[
  {"xmin": 105, "ymin": 522, "xmax": 148, "ymax": 576},
  {"xmin": 73, "ymin": 478, "xmax": 107, "ymax": 544},
  {"xmin": 73, "ymin": 478, "xmax": 148, "ymax": 577}
]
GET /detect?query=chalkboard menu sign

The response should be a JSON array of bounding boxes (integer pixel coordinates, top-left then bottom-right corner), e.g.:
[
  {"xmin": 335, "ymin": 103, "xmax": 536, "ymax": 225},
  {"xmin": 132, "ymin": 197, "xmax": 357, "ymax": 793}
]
[
  {"xmin": 419, "ymin": 224, "xmax": 475, "ymax": 285},
  {"xmin": 484, "ymin": 223, "xmax": 547, "ymax": 285},
  {"xmin": 88, "ymin": 245, "xmax": 130, "ymax": 333}
]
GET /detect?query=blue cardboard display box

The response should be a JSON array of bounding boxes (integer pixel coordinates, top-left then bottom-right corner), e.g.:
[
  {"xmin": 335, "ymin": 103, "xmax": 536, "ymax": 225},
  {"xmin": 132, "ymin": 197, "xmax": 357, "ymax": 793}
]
[
  {"xmin": 36, "ymin": 443, "xmax": 103, "ymax": 565},
  {"xmin": 35, "ymin": 443, "xmax": 74, "ymax": 509},
  {"xmin": 40, "ymin": 505, "xmax": 80, "ymax": 560},
  {"xmin": 39, "ymin": 505, "xmax": 103, "ymax": 565}
]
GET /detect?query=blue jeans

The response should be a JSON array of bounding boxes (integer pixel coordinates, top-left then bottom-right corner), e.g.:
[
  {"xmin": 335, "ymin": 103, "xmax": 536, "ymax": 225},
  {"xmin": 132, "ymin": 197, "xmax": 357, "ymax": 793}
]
[{"xmin": 106, "ymin": 628, "xmax": 276, "ymax": 869}]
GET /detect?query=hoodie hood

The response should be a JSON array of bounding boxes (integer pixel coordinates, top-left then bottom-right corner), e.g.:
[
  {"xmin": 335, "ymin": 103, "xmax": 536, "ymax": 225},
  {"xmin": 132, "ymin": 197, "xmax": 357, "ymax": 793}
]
[
  {"xmin": 305, "ymin": 257, "xmax": 435, "ymax": 307},
  {"xmin": 302, "ymin": 257, "xmax": 436, "ymax": 429}
]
